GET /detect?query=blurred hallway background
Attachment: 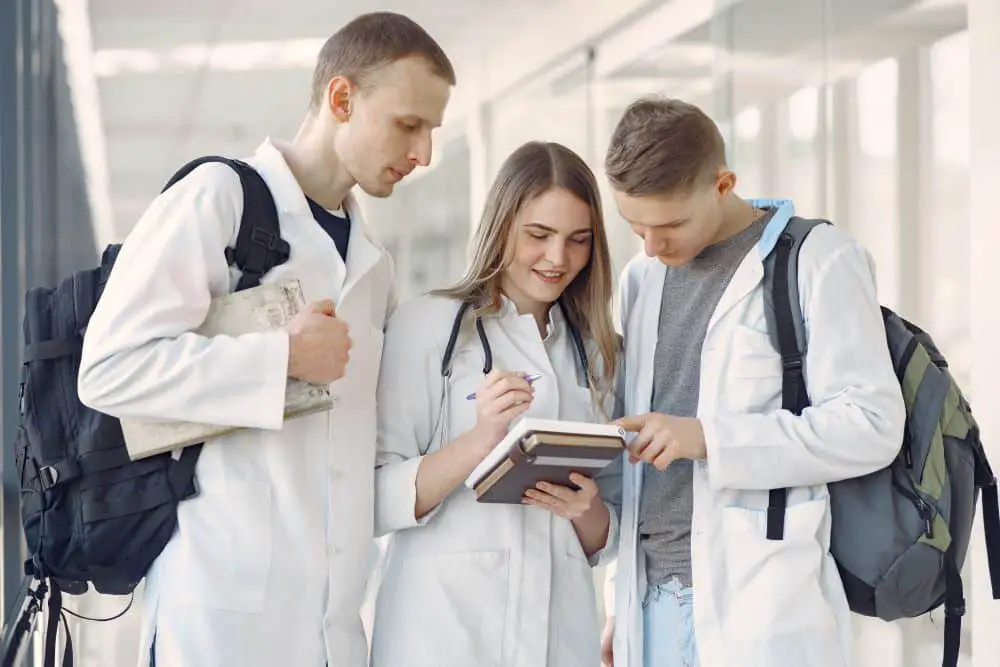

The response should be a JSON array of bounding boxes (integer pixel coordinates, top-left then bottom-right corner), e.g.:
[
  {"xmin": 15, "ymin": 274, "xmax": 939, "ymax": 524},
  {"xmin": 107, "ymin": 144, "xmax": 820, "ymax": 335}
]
[{"xmin": 1, "ymin": 0, "xmax": 998, "ymax": 664}]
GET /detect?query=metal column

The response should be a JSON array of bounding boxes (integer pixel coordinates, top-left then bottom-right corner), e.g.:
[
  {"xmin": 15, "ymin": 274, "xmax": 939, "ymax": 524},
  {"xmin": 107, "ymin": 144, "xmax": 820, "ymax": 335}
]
[
  {"xmin": 0, "ymin": 0, "xmax": 100, "ymax": 635},
  {"xmin": 0, "ymin": 0, "xmax": 29, "ymax": 627}
]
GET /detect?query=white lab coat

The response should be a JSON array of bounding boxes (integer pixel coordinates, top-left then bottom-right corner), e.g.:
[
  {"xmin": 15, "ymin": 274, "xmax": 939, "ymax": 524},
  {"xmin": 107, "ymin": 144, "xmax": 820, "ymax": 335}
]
[
  {"xmin": 77, "ymin": 138, "xmax": 395, "ymax": 667},
  {"xmin": 370, "ymin": 294, "xmax": 617, "ymax": 667},
  {"xmin": 608, "ymin": 199, "xmax": 906, "ymax": 667}
]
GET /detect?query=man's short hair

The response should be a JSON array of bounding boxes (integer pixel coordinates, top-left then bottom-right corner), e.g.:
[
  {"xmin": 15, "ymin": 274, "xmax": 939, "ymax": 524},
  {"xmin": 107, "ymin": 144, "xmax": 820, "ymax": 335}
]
[
  {"xmin": 605, "ymin": 97, "xmax": 727, "ymax": 197},
  {"xmin": 310, "ymin": 12, "xmax": 456, "ymax": 110}
]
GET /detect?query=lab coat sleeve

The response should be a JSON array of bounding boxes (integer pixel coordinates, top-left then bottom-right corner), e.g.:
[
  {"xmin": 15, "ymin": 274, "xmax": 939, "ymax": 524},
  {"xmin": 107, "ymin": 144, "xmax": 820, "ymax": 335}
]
[
  {"xmin": 77, "ymin": 163, "xmax": 289, "ymax": 429},
  {"xmin": 588, "ymin": 283, "xmax": 632, "ymax": 566},
  {"xmin": 373, "ymin": 298, "xmax": 446, "ymax": 536},
  {"xmin": 603, "ymin": 558, "xmax": 618, "ymax": 619},
  {"xmin": 702, "ymin": 237, "xmax": 905, "ymax": 490},
  {"xmin": 589, "ymin": 454, "xmax": 623, "ymax": 567}
]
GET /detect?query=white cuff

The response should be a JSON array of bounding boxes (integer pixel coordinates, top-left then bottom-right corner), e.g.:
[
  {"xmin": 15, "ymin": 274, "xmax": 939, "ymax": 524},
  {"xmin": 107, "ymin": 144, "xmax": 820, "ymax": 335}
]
[
  {"xmin": 243, "ymin": 331, "xmax": 290, "ymax": 430},
  {"xmin": 587, "ymin": 501, "xmax": 620, "ymax": 567},
  {"xmin": 374, "ymin": 456, "xmax": 440, "ymax": 536}
]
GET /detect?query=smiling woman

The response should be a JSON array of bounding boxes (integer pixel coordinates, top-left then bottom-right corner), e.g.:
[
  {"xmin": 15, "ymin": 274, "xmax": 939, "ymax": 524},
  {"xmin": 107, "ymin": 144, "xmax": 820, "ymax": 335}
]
[
  {"xmin": 371, "ymin": 140, "xmax": 623, "ymax": 667},
  {"xmin": 435, "ymin": 140, "xmax": 618, "ymax": 386},
  {"xmin": 502, "ymin": 189, "xmax": 596, "ymax": 332}
]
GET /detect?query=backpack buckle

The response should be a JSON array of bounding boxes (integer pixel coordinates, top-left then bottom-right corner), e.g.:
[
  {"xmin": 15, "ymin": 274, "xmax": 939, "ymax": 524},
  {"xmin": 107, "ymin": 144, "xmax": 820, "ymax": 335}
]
[
  {"xmin": 945, "ymin": 599, "xmax": 966, "ymax": 617},
  {"xmin": 782, "ymin": 355, "xmax": 803, "ymax": 372},
  {"xmin": 39, "ymin": 466, "xmax": 59, "ymax": 490},
  {"xmin": 37, "ymin": 460, "xmax": 80, "ymax": 490},
  {"xmin": 235, "ymin": 227, "xmax": 291, "ymax": 288},
  {"xmin": 250, "ymin": 227, "xmax": 281, "ymax": 251}
]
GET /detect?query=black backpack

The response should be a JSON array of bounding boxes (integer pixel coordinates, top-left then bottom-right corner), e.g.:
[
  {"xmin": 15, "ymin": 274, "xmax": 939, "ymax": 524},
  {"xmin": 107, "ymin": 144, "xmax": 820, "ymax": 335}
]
[{"xmin": 1, "ymin": 156, "xmax": 290, "ymax": 667}]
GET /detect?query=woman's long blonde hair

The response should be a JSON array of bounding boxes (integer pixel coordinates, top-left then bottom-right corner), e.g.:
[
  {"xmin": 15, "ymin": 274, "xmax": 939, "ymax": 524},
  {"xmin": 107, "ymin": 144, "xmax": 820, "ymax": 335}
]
[{"xmin": 434, "ymin": 141, "xmax": 618, "ymax": 407}]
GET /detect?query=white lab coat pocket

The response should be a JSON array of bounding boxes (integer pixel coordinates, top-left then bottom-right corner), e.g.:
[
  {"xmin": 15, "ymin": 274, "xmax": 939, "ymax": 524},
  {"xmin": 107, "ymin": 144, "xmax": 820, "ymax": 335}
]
[
  {"xmin": 720, "ymin": 498, "xmax": 841, "ymax": 663},
  {"xmin": 171, "ymin": 479, "xmax": 273, "ymax": 613},
  {"xmin": 372, "ymin": 549, "xmax": 510, "ymax": 667},
  {"xmin": 553, "ymin": 548, "xmax": 600, "ymax": 667},
  {"xmin": 723, "ymin": 325, "xmax": 782, "ymax": 413}
]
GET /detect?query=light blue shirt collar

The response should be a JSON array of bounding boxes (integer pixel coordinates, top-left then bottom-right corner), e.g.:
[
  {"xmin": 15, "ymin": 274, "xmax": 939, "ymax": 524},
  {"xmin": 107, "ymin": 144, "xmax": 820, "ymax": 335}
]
[{"xmin": 750, "ymin": 198, "xmax": 797, "ymax": 258}]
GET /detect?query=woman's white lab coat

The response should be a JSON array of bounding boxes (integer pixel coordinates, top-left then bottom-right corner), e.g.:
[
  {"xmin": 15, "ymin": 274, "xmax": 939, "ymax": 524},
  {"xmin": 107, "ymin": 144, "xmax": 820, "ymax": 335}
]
[
  {"xmin": 608, "ymin": 199, "xmax": 906, "ymax": 667},
  {"xmin": 371, "ymin": 294, "xmax": 616, "ymax": 667},
  {"xmin": 77, "ymin": 139, "xmax": 395, "ymax": 667}
]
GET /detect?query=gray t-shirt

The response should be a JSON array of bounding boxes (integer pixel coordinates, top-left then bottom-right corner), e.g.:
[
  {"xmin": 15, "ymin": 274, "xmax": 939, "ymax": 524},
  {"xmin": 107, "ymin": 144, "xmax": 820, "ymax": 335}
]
[{"xmin": 640, "ymin": 209, "xmax": 772, "ymax": 589}]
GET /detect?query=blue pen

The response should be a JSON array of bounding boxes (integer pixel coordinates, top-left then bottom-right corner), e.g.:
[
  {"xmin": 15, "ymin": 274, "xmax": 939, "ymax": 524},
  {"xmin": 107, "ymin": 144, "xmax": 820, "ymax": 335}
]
[{"xmin": 466, "ymin": 373, "xmax": 543, "ymax": 400}]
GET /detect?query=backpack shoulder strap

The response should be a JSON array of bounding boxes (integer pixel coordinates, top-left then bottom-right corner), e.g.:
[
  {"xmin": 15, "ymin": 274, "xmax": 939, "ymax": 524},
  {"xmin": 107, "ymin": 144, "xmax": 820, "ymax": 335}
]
[
  {"xmin": 161, "ymin": 156, "xmax": 290, "ymax": 292},
  {"xmin": 225, "ymin": 160, "xmax": 289, "ymax": 291},
  {"xmin": 762, "ymin": 216, "xmax": 830, "ymax": 365},
  {"xmin": 761, "ymin": 216, "xmax": 829, "ymax": 540}
]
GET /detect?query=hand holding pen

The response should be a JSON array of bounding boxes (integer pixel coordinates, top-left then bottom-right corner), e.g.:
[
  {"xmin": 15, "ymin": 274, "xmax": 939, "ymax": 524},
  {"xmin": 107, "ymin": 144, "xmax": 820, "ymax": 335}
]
[
  {"xmin": 468, "ymin": 370, "xmax": 538, "ymax": 450},
  {"xmin": 466, "ymin": 373, "xmax": 542, "ymax": 400}
]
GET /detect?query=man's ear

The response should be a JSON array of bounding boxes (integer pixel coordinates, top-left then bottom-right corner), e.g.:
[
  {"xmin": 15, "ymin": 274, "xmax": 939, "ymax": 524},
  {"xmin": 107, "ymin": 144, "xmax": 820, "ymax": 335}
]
[
  {"xmin": 714, "ymin": 168, "xmax": 737, "ymax": 199},
  {"xmin": 327, "ymin": 76, "xmax": 353, "ymax": 122}
]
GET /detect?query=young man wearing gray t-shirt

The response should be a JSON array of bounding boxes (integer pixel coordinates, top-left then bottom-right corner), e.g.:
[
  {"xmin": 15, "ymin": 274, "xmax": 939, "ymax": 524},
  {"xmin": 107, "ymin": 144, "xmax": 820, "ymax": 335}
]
[{"xmin": 599, "ymin": 98, "xmax": 904, "ymax": 667}]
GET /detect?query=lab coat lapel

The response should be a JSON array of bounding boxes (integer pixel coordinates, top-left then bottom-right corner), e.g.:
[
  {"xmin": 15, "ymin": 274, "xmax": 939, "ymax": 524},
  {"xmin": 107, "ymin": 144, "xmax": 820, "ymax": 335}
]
[
  {"xmin": 704, "ymin": 198, "xmax": 796, "ymax": 339},
  {"xmin": 619, "ymin": 259, "xmax": 665, "ymax": 667},
  {"xmin": 705, "ymin": 249, "xmax": 763, "ymax": 338},
  {"xmin": 341, "ymin": 194, "xmax": 382, "ymax": 298},
  {"xmin": 628, "ymin": 260, "xmax": 665, "ymax": 415},
  {"xmin": 251, "ymin": 140, "xmax": 380, "ymax": 298}
]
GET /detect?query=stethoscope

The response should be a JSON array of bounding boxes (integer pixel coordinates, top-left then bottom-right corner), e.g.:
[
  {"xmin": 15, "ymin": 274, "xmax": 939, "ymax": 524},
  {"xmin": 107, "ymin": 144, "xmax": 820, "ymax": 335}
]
[
  {"xmin": 424, "ymin": 299, "xmax": 591, "ymax": 455},
  {"xmin": 438, "ymin": 300, "xmax": 590, "ymax": 386}
]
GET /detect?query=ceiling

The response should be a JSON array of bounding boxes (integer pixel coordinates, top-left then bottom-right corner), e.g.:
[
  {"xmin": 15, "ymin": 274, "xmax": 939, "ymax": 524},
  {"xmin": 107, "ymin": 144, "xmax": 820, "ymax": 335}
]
[
  {"xmin": 86, "ymin": 0, "xmax": 566, "ymax": 236},
  {"xmin": 536, "ymin": 0, "xmax": 965, "ymax": 115}
]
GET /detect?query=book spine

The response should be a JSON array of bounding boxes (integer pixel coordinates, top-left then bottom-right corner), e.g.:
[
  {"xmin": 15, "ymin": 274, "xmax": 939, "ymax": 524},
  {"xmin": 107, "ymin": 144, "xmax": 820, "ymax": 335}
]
[{"xmin": 509, "ymin": 437, "xmax": 535, "ymax": 466}]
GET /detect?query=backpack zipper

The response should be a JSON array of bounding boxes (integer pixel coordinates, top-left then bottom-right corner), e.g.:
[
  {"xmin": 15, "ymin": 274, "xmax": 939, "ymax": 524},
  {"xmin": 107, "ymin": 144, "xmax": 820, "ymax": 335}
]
[{"xmin": 891, "ymin": 476, "xmax": 935, "ymax": 538}]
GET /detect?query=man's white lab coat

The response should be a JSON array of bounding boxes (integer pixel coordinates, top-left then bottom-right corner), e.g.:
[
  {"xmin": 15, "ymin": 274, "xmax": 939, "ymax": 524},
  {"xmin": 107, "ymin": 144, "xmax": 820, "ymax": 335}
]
[
  {"xmin": 78, "ymin": 138, "xmax": 395, "ymax": 667},
  {"xmin": 609, "ymin": 199, "xmax": 905, "ymax": 667}
]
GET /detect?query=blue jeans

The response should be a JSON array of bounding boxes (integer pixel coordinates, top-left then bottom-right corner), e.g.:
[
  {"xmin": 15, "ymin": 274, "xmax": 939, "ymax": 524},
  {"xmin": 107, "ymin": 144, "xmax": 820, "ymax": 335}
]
[{"xmin": 642, "ymin": 578, "xmax": 699, "ymax": 667}]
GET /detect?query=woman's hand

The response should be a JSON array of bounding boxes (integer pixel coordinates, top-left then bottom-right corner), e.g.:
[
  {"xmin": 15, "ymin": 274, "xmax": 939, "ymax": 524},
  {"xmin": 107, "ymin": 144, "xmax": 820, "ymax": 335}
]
[
  {"xmin": 470, "ymin": 370, "xmax": 534, "ymax": 451},
  {"xmin": 524, "ymin": 473, "xmax": 611, "ymax": 556},
  {"xmin": 523, "ymin": 473, "xmax": 600, "ymax": 520}
]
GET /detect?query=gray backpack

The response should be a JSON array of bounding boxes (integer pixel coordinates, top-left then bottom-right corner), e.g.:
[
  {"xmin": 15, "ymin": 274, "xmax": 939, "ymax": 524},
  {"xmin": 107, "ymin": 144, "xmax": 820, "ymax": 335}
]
[{"xmin": 762, "ymin": 217, "xmax": 1000, "ymax": 667}]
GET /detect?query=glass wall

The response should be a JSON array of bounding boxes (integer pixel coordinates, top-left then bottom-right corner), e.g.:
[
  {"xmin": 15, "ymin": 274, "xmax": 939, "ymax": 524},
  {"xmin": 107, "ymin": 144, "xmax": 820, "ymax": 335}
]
[
  {"xmin": 704, "ymin": 0, "xmax": 970, "ymax": 391},
  {"xmin": 1, "ymin": 1, "xmax": 108, "ymax": 663},
  {"xmin": 1, "ymin": 0, "xmax": 100, "ymax": 635},
  {"xmin": 489, "ymin": 51, "xmax": 596, "ymax": 173},
  {"xmin": 362, "ymin": 134, "xmax": 472, "ymax": 302},
  {"xmin": 682, "ymin": 0, "xmax": 971, "ymax": 662}
]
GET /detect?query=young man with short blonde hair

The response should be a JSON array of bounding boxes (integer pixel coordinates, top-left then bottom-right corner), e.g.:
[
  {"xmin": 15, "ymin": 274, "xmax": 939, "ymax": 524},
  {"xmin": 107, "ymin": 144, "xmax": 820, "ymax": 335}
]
[{"xmin": 602, "ymin": 97, "xmax": 905, "ymax": 667}]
